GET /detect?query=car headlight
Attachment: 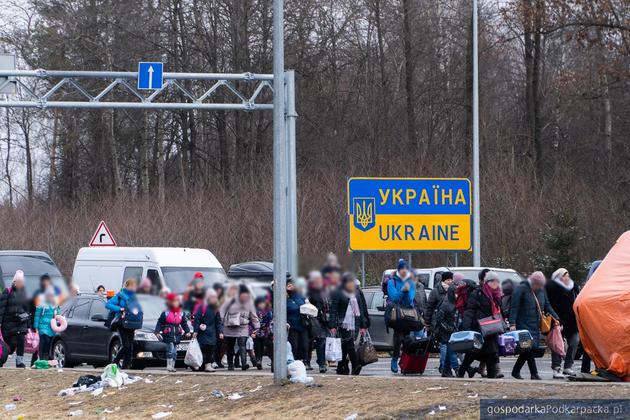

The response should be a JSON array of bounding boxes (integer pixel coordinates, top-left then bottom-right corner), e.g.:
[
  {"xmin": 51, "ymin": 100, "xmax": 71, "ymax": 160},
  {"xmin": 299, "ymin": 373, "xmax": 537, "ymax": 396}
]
[{"xmin": 134, "ymin": 331, "xmax": 159, "ymax": 342}]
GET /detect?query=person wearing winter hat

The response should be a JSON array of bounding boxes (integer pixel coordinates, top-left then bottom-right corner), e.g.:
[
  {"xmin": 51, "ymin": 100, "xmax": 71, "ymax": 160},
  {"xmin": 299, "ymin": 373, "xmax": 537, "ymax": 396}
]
[
  {"xmin": 546, "ymin": 268, "xmax": 580, "ymax": 377},
  {"xmin": 509, "ymin": 271, "xmax": 560, "ymax": 380},
  {"xmin": 0, "ymin": 270, "xmax": 30, "ymax": 368},
  {"xmin": 184, "ymin": 274, "xmax": 206, "ymax": 314},
  {"xmin": 220, "ymin": 284, "xmax": 259, "ymax": 370},
  {"xmin": 155, "ymin": 293, "xmax": 191, "ymax": 372},
  {"xmin": 387, "ymin": 259, "xmax": 416, "ymax": 373}
]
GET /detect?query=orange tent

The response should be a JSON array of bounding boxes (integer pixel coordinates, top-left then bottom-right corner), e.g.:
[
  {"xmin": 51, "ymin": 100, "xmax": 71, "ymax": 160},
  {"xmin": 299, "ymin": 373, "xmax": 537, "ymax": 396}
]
[{"xmin": 574, "ymin": 231, "xmax": 630, "ymax": 381}]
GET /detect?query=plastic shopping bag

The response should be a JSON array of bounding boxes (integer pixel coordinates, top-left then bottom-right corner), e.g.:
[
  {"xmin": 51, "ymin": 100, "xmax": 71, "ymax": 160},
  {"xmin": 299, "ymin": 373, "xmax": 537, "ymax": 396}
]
[
  {"xmin": 184, "ymin": 339, "xmax": 203, "ymax": 369},
  {"xmin": 25, "ymin": 329, "xmax": 39, "ymax": 354},
  {"xmin": 288, "ymin": 360, "xmax": 313, "ymax": 384},
  {"xmin": 547, "ymin": 325, "xmax": 566, "ymax": 357},
  {"xmin": 325, "ymin": 336, "xmax": 342, "ymax": 362},
  {"xmin": 101, "ymin": 363, "xmax": 124, "ymax": 387}
]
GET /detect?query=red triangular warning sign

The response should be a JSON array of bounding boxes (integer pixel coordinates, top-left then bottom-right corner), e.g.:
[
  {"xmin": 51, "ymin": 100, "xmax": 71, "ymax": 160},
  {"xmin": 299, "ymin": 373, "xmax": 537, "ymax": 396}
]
[{"xmin": 89, "ymin": 221, "xmax": 117, "ymax": 247}]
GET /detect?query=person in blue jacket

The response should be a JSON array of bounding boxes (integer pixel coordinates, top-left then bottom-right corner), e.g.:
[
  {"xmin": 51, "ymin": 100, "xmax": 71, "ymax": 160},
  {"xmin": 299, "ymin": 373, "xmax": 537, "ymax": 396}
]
[
  {"xmin": 106, "ymin": 278, "xmax": 142, "ymax": 369},
  {"xmin": 387, "ymin": 259, "xmax": 416, "ymax": 373},
  {"xmin": 286, "ymin": 276, "xmax": 308, "ymax": 363},
  {"xmin": 33, "ymin": 287, "xmax": 59, "ymax": 361}
]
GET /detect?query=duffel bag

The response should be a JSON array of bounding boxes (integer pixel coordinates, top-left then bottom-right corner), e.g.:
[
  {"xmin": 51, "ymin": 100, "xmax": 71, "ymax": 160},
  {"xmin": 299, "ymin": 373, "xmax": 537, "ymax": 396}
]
[
  {"xmin": 385, "ymin": 303, "xmax": 423, "ymax": 332},
  {"xmin": 448, "ymin": 331, "xmax": 483, "ymax": 353}
]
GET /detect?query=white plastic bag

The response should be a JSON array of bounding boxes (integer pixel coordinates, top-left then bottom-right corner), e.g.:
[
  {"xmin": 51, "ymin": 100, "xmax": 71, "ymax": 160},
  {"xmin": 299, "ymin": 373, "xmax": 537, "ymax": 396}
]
[
  {"xmin": 299, "ymin": 301, "xmax": 318, "ymax": 317},
  {"xmin": 325, "ymin": 336, "xmax": 342, "ymax": 362},
  {"xmin": 288, "ymin": 360, "xmax": 313, "ymax": 384},
  {"xmin": 101, "ymin": 364, "xmax": 123, "ymax": 387},
  {"xmin": 184, "ymin": 339, "xmax": 203, "ymax": 369}
]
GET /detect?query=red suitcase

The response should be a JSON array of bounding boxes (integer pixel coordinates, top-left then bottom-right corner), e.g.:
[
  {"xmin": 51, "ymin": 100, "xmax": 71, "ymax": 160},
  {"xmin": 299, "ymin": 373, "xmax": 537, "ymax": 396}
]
[{"xmin": 399, "ymin": 351, "xmax": 429, "ymax": 375}]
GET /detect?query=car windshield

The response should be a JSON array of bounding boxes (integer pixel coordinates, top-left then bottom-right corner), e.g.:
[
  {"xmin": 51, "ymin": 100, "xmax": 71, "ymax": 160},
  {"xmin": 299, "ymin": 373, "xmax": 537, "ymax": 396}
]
[
  {"xmin": 161, "ymin": 267, "xmax": 227, "ymax": 294},
  {"xmin": 453, "ymin": 269, "xmax": 524, "ymax": 284},
  {"xmin": 228, "ymin": 276, "xmax": 273, "ymax": 284},
  {"xmin": 0, "ymin": 255, "xmax": 66, "ymax": 296},
  {"xmin": 250, "ymin": 285, "xmax": 272, "ymax": 298},
  {"xmin": 137, "ymin": 295, "xmax": 167, "ymax": 321},
  {"xmin": 2, "ymin": 275, "xmax": 68, "ymax": 297}
]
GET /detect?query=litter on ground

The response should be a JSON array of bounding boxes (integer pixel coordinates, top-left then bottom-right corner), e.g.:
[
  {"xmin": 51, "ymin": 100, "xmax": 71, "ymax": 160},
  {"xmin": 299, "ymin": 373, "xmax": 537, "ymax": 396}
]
[
  {"xmin": 151, "ymin": 411, "xmax": 172, "ymax": 419},
  {"xmin": 227, "ymin": 393, "xmax": 243, "ymax": 400}
]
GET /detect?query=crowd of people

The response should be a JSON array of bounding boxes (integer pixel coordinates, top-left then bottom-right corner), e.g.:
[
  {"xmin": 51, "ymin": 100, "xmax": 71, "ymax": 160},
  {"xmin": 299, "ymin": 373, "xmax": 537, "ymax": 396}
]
[
  {"xmin": 388, "ymin": 263, "xmax": 586, "ymax": 380},
  {"xmin": 0, "ymin": 254, "xmax": 590, "ymax": 381}
]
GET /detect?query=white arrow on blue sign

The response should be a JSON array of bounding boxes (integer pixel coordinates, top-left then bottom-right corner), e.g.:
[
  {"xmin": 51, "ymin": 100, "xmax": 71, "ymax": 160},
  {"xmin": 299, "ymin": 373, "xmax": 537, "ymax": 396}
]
[{"xmin": 137, "ymin": 62, "xmax": 163, "ymax": 90}]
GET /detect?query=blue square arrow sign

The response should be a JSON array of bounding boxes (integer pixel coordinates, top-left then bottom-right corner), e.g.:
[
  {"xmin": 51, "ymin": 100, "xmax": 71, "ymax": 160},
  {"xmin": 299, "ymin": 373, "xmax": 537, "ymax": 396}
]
[{"xmin": 137, "ymin": 62, "xmax": 163, "ymax": 90}]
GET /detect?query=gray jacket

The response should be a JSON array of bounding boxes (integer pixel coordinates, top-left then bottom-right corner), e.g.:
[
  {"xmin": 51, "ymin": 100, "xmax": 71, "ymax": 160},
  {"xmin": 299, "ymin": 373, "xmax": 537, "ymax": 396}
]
[{"xmin": 220, "ymin": 297, "xmax": 260, "ymax": 338}]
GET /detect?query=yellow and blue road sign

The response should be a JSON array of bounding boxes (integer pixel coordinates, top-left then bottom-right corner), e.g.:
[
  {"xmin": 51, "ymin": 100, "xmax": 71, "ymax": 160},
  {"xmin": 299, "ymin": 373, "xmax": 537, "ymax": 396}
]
[{"xmin": 347, "ymin": 177, "xmax": 472, "ymax": 252}]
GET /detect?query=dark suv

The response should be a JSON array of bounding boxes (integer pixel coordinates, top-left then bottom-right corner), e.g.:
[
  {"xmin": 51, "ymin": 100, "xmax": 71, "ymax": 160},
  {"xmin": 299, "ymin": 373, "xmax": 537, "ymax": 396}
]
[{"xmin": 51, "ymin": 293, "xmax": 189, "ymax": 369}]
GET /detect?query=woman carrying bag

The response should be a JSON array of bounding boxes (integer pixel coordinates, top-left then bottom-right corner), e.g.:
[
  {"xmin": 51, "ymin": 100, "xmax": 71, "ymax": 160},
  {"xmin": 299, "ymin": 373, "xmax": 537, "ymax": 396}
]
[
  {"xmin": 509, "ymin": 271, "xmax": 560, "ymax": 380},
  {"xmin": 329, "ymin": 273, "xmax": 369, "ymax": 375},
  {"xmin": 457, "ymin": 271, "xmax": 505, "ymax": 379}
]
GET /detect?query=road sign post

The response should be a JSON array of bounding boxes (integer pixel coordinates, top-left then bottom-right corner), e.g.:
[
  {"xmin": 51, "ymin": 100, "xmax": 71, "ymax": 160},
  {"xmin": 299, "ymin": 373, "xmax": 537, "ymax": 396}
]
[
  {"xmin": 472, "ymin": 0, "xmax": 481, "ymax": 266},
  {"xmin": 0, "ymin": 53, "xmax": 16, "ymax": 94},
  {"xmin": 272, "ymin": 0, "xmax": 288, "ymax": 383},
  {"xmin": 347, "ymin": 178, "xmax": 472, "ymax": 252}
]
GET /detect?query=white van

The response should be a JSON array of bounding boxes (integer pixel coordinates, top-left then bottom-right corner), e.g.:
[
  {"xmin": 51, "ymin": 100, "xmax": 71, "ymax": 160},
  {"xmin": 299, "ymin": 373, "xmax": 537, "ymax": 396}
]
[{"xmin": 72, "ymin": 247, "xmax": 226, "ymax": 294}]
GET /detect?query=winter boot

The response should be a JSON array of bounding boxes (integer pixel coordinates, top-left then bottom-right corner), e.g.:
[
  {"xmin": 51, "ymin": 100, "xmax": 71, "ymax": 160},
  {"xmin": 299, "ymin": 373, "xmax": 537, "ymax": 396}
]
[
  {"xmin": 204, "ymin": 363, "xmax": 215, "ymax": 372},
  {"xmin": 390, "ymin": 357, "xmax": 398, "ymax": 373},
  {"xmin": 167, "ymin": 359, "xmax": 177, "ymax": 372},
  {"xmin": 16, "ymin": 355, "xmax": 25, "ymax": 368}
]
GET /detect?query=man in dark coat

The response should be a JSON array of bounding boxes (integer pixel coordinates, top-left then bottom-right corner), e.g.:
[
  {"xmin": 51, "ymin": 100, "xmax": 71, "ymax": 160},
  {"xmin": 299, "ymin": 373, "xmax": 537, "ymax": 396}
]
[
  {"xmin": 0, "ymin": 271, "xmax": 30, "ymax": 368},
  {"xmin": 546, "ymin": 268, "xmax": 580, "ymax": 377},
  {"xmin": 425, "ymin": 271, "xmax": 453, "ymax": 329},
  {"xmin": 501, "ymin": 279, "xmax": 515, "ymax": 315},
  {"xmin": 307, "ymin": 271, "xmax": 330, "ymax": 373},
  {"xmin": 329, "ymin": 273, "xmax": 369, "ymax": 375},
  {"xmin": 509, "ymin": 271, "xmax": 560, "ymax": 380},
  {"xmin": 457, "ymin": 273, "xmax": 504, "ymax": 379}
]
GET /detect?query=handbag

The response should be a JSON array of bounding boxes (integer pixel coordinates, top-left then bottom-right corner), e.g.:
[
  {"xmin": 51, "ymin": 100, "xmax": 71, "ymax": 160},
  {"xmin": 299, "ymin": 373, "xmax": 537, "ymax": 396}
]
[
  {"xmin": 356, "ymin": 331, "xmax": 378, "ymax": 365},
  {"xmin": 478, "ymin": 314, "xmax": 506, "ymax": 337},
  {"xmin": 532, "ymin": 292, "xmax": 554, "ymax": 334},
  {"xmin": 25, "ymin": 329, "xmax": 39, "ymax": 354}
]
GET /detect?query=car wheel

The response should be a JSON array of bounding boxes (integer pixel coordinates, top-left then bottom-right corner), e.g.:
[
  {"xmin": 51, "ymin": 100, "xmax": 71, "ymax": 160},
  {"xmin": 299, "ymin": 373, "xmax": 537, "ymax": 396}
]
[
  {"xmin": 109, "ymin": 339, "xmax": 122, "ymax": 367},
  {"xmin": 53, "ymin": 340, "xmax": 74, "ymax": 368}
]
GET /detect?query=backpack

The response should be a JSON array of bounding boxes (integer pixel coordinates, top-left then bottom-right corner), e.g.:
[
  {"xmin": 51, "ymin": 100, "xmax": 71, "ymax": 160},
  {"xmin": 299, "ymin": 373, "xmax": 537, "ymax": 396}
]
[
  {"xmin": 381, "ymin": 274, "xmax": 392, "ymax": 296},
  {"xmin": 122, "ymin": 297, "xmax": 144, "ymax": 329},
  {"xmin": 455, "ymin": 280, "xmax": 477, "ymax": 316}
]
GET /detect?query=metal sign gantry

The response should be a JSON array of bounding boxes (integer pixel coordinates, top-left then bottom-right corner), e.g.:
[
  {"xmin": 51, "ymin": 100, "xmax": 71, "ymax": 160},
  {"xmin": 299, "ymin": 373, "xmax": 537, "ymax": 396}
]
[
  {"xmin": 0, "ymin": 62, "xmax": 296, "ymax": 383},
  {"xmin": 0, "ymin": 68, "xmax": 275, "ymax": 110}
]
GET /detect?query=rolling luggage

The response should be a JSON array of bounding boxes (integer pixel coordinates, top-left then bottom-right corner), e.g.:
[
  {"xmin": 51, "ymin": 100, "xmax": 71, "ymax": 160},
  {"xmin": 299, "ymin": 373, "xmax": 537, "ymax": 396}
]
[
  {"xmin": 502, "ymin": 330, "xmax": 533, "ymax": 353},
  {"xmin": 399, "ymin": 351, "xmax": 429, "ymax": 375},
  {"xmin": 399, "ymin": 332, "xmax": 431, "ymax": 375},
  {"xmin": 448, "ymin": 331, "xmax": 483, "ymax": 353}
]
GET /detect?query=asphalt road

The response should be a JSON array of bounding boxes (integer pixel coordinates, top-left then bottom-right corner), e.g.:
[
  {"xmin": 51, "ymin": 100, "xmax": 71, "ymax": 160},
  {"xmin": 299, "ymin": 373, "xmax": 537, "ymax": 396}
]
[{"xmin": 8, "ymin": 353, "xmax": 564, "ymax": 380}]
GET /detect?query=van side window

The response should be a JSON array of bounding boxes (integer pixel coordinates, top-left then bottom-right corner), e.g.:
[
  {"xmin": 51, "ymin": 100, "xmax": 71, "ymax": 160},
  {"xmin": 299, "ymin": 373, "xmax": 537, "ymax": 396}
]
[
  {"xmin": 123, "ymin": 267, "xmax": 143, "ymax": 284},
  {"xmin": 147, "ymin": 269, "xmax": 160, "ymax": 294}
]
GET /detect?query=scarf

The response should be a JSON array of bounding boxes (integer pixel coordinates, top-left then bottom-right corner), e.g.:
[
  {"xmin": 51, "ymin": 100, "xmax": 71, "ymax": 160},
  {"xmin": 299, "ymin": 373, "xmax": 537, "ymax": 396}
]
[
  {"xmin": 341, "ymin": 290, "xmax": 360, "ymax": 331},
  {"xmin": 481, "ymin": 283, "xmax": 503, "ymax": 316},
  {"xmin": 553, "ymin": 276, "xmax": 575, "ymax": 291}
]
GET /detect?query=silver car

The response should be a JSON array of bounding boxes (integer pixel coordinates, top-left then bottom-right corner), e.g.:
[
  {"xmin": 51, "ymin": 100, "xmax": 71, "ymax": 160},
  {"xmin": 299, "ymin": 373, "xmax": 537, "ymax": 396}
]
[{"xmin": 362, "ymin": 286, "xmax": 392, "ymax": 351}]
